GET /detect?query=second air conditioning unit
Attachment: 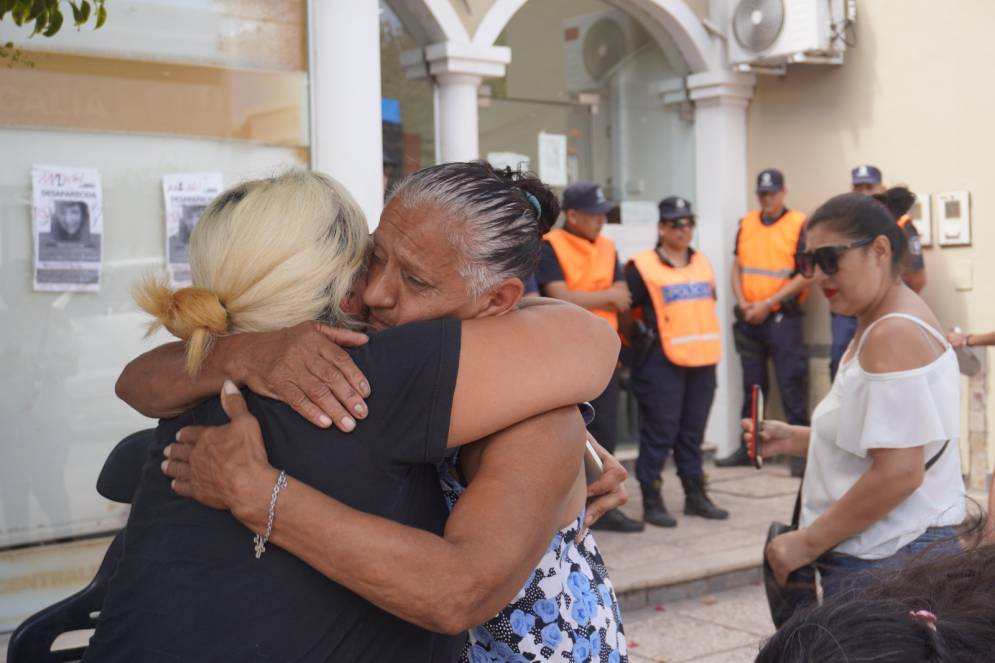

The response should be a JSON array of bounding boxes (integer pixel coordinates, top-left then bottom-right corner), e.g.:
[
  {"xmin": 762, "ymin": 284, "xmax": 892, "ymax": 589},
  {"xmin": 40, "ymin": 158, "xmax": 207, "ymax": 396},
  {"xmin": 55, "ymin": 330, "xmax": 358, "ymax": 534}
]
[
  {"xmin": 563, "ymin": 9, "xmax": 640, "ymax": 93},
  {"xmin": 727, "ymin": 0, "xmax": 855, "ymax": 70}
]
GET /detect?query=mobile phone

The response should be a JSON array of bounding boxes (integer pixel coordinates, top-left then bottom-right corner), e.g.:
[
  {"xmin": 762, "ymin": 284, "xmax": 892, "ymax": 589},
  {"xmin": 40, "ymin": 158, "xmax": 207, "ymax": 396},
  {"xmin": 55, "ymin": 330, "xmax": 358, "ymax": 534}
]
[
  {"xmin": 584, "ymin": 439, "xmax": 605, "ymax": 484},
  {"xmin": 749, "ymin": 384, "xmax": 764, "ymax": 469}
]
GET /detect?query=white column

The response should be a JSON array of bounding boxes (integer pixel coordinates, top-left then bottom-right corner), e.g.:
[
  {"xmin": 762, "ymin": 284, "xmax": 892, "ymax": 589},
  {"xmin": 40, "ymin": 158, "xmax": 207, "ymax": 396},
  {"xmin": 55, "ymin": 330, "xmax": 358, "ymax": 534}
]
[
  {"xmin": 688, "ymin": 70, "xmax": 756, "ymax": 457},
  {"xmin": 309, "ymin": 0, "xmax": 383, "ymax": 228},
  {"xmin": 436, "ymin": 73, "xmax": 483, "ymax": 161},
  {"xmin": 404, "ymin": 42, "xmax": 510, "ymax": 163}
]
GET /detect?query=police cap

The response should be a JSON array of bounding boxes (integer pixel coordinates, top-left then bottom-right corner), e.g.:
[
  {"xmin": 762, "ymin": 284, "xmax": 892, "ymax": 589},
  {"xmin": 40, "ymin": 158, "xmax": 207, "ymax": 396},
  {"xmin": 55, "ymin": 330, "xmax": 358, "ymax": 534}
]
[
  {"xmin": 756, "ymin": 169, "xmax": 785, "ymax": 193},
  {"xmin": 658, "ymin": 196, "xmax": 694, "ymax": 220}
]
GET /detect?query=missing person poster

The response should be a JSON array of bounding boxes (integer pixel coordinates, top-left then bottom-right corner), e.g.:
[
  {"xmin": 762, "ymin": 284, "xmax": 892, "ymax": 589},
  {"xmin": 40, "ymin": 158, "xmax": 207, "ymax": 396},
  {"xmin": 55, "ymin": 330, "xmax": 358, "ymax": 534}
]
[
  {"xmin": 163, "ymin": 172, "xmax": 223, "ymax": 286},
  {"xmin": 32, "ymin": 165, "xmax": 103, "ymax": 292}
]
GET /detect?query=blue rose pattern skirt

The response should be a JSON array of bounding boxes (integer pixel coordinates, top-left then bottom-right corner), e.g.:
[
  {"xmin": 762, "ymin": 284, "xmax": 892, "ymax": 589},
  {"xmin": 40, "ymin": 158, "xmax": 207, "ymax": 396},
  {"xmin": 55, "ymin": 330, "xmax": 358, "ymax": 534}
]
[{"xmin": 440, "ymin": 457, "xmax": 628, "ymax": 663}]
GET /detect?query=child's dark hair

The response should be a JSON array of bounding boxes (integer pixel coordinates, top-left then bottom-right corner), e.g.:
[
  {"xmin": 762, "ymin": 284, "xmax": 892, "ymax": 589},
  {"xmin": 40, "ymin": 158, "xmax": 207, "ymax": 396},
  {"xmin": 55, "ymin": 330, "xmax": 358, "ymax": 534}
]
[
  {"xmin": 807, "ymin": 187, "xmax": 914, "ymax": 273},
  {"xmin": 758, "ymin": 521, "xmax": 995, "ymax": 663}
]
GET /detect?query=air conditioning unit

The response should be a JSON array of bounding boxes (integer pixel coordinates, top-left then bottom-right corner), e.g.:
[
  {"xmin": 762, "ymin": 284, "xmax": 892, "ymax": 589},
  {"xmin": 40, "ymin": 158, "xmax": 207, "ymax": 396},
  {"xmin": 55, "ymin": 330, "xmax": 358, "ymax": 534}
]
[
  {"xmin": 727, "ymin": 0, "xmax": 855, "ymax": 70},
  {"xmin": 563, "ymin": 9, "xmax": 640, "ymax": 93}
]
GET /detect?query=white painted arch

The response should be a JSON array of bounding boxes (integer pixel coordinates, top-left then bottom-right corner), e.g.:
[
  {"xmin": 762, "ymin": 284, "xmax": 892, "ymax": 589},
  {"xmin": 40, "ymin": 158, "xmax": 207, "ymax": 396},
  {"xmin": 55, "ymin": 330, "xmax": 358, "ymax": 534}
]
[
  {"xmin": 384, "ymin": 0, "xmax": 471, "ymax": 45},
  {"xmin": 471, "ymin": 0, "xmax": 715, "ymax": 73}
]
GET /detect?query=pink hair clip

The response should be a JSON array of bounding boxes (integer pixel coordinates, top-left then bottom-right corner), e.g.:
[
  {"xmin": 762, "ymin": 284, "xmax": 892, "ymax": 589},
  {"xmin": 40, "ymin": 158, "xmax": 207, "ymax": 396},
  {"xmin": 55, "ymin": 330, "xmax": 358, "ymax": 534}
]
[{"xmin": 909, "ymin": 609, "xmax": 938, "ymax": 632}]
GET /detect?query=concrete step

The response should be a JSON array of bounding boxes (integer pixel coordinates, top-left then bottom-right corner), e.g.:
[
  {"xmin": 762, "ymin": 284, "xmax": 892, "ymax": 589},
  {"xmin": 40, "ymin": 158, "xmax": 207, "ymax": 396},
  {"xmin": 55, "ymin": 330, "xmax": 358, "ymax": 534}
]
[{"xmin": 592, "ymin": 464, "xmax": 800, "ymax": 615}]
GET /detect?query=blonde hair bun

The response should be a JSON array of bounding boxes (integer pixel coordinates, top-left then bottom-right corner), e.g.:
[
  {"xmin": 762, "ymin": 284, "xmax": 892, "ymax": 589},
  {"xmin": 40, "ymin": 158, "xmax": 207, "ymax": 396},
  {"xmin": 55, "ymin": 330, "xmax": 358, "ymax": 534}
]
[{"xmin": 134, "ymin": 275, "xmax": 228, "ymax": 375}]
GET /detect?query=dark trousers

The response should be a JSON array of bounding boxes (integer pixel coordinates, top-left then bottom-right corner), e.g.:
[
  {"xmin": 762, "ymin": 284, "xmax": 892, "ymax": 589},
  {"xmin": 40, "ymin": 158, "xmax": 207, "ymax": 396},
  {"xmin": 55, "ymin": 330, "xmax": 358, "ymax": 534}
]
[
  {"xmin": 734, "ymin": 313, "xmax": 809, "ymax": 434},
  {"xmin": 588, "ymin": 366, "xmax": 620, "ymax": 455},
  {"xmin": 631, "ymin": 348, "xmax": 716, "ymax": 484},
  {"xmin": 829, "ymin": 313, "xmax": 858, "ymax": 380}
]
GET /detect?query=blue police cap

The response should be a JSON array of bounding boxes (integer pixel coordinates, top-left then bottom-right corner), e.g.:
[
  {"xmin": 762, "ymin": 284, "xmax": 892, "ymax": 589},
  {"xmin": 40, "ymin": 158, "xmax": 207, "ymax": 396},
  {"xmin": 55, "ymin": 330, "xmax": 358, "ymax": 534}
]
[
  {"xmin": 562, "ymin": 182, "xmax": 615, "ymax": 215},
  {"xmin": 756, "ymin": 169, "xmax": 784, "ymax": 193},
  {"xmin": 658, "ymin": 196, "xmax": 694, "ymax": 220},
  {"xmin": 851, "ymin": 164, "xmax": 882, "ymax": 186}
]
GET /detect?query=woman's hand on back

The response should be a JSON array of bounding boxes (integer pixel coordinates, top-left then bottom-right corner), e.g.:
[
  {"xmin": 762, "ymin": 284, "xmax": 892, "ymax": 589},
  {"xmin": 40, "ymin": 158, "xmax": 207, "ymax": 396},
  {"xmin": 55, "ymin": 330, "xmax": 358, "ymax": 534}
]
[
  {"xmin": 163, "ymin": 380, "xmax": 276, "ymax": 529},
  {"xmin": 230, "ymin": 321, "xmax": 371, "ymax": 432}
]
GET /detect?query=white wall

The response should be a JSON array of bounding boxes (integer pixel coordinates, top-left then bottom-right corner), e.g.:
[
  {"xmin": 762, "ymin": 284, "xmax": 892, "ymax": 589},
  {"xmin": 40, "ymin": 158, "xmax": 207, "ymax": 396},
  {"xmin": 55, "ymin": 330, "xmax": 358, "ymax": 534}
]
[{"xmin": 746, "ymin": 0, "xmax": 995, "ymax": 470}]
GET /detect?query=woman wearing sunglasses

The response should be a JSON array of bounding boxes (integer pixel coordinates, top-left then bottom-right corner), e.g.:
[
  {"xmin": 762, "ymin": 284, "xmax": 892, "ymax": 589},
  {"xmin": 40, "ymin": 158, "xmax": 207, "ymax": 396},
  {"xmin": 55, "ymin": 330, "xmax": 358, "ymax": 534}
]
[
  {"xmin": 749, "ymin": 187, "xmax": 966, "ymax": 600},
  {"xmin": 619, "ymin": 196, "xmax": 728, "ymax": 528}
]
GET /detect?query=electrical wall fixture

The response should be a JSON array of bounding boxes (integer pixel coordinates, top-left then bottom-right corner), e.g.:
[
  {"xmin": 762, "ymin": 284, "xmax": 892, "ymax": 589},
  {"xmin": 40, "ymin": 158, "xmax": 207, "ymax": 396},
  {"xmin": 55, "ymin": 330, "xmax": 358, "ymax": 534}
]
[{"xmin": 935, "ymin": 191, "xmax": 971, "ymax": 247}]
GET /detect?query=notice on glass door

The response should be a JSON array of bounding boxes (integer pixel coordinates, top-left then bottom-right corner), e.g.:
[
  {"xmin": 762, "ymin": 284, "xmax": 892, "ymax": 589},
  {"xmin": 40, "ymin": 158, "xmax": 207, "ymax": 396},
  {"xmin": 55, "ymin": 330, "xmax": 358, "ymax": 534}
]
[
  {"xmin": 32, "ymin": 165, "xmax": 103, "ymax": 292},
  {"xmin": 163, "ymin": 172, "xmax": 223, "ymax": 286},
  {"xmin": 538, "ymin": 132, "xmax": 568, "ymax": 187}
]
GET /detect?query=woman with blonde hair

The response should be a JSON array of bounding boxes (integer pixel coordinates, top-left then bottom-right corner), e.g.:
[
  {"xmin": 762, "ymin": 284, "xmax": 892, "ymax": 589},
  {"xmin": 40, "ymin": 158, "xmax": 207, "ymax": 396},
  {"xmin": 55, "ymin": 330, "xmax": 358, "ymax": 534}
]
[{"xmin": 91, "ymin": 168, "xmax": 626, "ymax": 663}]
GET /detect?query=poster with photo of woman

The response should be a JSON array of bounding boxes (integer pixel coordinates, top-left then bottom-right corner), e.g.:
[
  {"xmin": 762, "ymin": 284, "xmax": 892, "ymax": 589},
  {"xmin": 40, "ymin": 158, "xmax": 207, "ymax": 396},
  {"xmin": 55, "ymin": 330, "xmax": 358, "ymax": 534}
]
[
  {"xmin": 163, "ymin": 173, "xmax": 223, "ymax": 286},
  {"xmin": 32, "ymin": 165, "xmax": 103, "ymax": 292}
]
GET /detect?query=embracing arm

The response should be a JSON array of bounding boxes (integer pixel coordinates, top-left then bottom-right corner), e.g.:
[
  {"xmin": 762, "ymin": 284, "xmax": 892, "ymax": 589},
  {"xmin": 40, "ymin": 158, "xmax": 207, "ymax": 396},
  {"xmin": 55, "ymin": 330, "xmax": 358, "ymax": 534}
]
[
  {"xmin": 189, "ymin": 399, "xmax": 586, "ymax": 635},
  {"xmin": 448, "ymin": 299, "xmax": 620, "ymax": 445},
  {"xmin": 116, "ymin": 322, "xmax": 371, "ymax": 431}
]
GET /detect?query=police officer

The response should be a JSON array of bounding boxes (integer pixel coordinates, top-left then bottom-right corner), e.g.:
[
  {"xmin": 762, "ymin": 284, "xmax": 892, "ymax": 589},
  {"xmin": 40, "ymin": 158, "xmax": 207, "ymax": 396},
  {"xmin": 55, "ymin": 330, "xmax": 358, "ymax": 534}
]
[
  {"xmin": 536, "ymin": 181, "xmax": 643, "ymax": 533},
  {"xmin": 621, "ymin": 196, "xmax": 729, "ymax": 527},
  {"xmin": 830, "ymin": 165, "xmax": 928, "ymax": 379},
  {"xmin": 717, "ymin": 169, "xmax": 811, "ymax": 467}
]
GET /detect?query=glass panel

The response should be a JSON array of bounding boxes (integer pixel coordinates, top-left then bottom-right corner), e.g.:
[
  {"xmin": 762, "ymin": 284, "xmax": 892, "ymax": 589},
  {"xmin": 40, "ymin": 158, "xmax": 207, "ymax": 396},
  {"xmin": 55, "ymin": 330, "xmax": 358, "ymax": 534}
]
[
  {"xmin": 479, "ymin": 0, "xmax": 695, "ymax": 449},
  {"xmin": 479, "ymin": 0, "xmax": 694, "ymax": 237},
  {"xmin": 0, "ymin": 0, "xmax": 310, "ymax": 553},
  {"xmin": 380, "ymin": 1, "xmax": 436, "ymax": 192}
]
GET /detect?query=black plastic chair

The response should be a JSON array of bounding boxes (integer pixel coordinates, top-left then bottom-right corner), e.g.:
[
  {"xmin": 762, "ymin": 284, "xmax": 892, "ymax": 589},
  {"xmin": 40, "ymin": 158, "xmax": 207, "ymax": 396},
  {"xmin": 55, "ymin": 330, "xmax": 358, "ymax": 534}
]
[{"xmin": 6, "ymin": 429, "xmax": 155, "ymax": 663}]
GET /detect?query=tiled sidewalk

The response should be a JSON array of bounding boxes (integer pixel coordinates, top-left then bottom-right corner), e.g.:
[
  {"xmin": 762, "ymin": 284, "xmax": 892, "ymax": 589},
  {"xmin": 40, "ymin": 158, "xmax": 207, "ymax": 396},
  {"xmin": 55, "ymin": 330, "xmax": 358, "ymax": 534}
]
[{"xmin": 623, "ymin": 584, "xmax": 772, "ymax": 662}]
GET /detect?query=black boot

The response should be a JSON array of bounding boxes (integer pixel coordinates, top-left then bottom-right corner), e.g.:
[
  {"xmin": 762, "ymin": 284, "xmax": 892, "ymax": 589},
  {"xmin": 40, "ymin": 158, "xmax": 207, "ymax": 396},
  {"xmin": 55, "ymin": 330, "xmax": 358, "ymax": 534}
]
[
  {"xmin": 681, "ymin": 475, "xmax": 729, "ymax": 520},
  {"xmin": 590, "ymin": 508, "xmax": 645, "ymax": 533},
  {"xmin": 640, "ymin": 481, "xmax": 677, "ymax": 528},
  {"xmin": 715, "ymin": 445, "xmax": 751, "ymax": 467}
]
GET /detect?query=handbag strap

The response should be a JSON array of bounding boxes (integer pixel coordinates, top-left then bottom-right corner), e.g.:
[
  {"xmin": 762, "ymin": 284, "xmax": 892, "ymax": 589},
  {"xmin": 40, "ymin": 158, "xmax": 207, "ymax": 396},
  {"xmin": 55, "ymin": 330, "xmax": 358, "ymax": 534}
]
[
  {"xmin": 788, "ymin": 439, "xmax": 949, "ymax": 529},
  {"xmin": 925, "ymin": 440, "xmax": 950, "ymax": 472}
]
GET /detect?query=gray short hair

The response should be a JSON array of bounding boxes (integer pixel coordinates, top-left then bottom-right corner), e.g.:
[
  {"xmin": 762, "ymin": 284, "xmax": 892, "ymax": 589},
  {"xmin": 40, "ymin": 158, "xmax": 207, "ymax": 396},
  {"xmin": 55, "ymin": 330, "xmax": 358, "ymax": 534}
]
[{"xmin": 389, "ymin": 161, "xmax": 559, "ymax": 297}]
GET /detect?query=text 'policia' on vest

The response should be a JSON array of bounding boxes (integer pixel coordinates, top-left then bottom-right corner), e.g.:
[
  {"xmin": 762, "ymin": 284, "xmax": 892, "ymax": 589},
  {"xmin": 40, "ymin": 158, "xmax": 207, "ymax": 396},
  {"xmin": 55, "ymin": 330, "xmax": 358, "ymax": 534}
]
[
  {"xmin": 630, "ymin": 249, "xmax": 721, "ymax": 367},
  {"xmin": 736, "ymin": 209, "xmax": 808, "ymax": 310},
  {"xmin": 544, "ymin": 228, "xmax": 619, "ymax": 329}
]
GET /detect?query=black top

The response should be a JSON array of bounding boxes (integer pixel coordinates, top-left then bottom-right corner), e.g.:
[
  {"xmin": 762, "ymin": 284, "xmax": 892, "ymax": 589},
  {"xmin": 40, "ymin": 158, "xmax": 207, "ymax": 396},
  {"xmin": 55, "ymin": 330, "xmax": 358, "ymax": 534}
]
[
  {"xmin": 534, "ymin": 237, "xmax": 624, "ymax": 293},
  {"xmin": 85, "ymin": 319, "xmax": 464, "ymax": 663}
]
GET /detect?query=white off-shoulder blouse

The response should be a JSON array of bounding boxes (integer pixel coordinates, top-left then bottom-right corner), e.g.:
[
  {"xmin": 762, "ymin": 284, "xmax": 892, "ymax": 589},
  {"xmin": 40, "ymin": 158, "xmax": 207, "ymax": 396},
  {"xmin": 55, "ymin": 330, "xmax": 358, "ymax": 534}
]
[{"xmin": 799, "ymin": 313, "xmax": 966, "ymax": 559}]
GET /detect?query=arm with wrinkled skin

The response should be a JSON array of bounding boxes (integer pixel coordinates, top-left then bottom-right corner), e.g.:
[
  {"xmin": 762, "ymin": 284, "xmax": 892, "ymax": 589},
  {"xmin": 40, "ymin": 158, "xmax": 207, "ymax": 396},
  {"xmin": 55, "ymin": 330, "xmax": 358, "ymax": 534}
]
[{"xmin": 167, "ymin": 394, "xmax": 585, "ymax": 635}]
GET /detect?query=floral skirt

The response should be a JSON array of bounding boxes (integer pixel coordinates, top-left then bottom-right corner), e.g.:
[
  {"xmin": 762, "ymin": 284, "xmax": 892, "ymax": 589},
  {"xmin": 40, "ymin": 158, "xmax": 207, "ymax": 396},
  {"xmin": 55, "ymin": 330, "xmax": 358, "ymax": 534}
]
[{"xmin": 460, "ymin": 513, "xmax": 627, "ymax": 663}]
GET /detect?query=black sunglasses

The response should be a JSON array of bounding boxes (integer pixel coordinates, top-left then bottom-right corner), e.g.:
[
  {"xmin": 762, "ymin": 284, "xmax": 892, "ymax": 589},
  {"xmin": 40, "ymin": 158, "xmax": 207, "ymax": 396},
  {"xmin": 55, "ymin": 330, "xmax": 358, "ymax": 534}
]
[
  {"xmin": 796, "ymin": 237, "xmax": 874, "ymax": 277},
  {"xmin": 662, "ymin": 217, "xmax": 695, "ymax": 229}
]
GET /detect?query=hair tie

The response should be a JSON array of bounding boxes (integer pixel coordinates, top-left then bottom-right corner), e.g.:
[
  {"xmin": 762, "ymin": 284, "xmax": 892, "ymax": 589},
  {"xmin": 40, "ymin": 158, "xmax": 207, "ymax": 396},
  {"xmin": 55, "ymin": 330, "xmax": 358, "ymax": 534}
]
[
  {"xmin": 525, "ymin": 192, "xmax": 542, "ymax": 219},
  {"xmin": 909, "ymin": 610, "xmax": 938, "ymax": 632}
]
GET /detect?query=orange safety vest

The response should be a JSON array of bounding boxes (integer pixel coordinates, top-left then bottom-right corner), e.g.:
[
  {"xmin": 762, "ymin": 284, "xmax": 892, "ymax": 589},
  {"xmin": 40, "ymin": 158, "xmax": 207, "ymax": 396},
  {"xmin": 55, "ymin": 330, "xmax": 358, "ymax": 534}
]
[
  {"xmin": 736, "ymin": 209, "xmax": 808, "ymax": 309},
  {"xmin": 897, "ymin": 214, "xmax": 911, "ymax": 229},
  {"xmin": 631, "ymin": 249, "xmax": 721, "ymax": 367},
  {"xmin": 544, "ymin": 228, "xmax": 619, "ymax": 329}
]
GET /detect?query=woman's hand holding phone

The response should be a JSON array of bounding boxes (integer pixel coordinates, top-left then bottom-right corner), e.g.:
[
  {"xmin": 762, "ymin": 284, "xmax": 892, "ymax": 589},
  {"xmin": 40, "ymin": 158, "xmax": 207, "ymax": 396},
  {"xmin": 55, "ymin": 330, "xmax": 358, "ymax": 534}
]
[{"xmin": 742, "ymin": 418, "xmax": 800, "ymax": 459}]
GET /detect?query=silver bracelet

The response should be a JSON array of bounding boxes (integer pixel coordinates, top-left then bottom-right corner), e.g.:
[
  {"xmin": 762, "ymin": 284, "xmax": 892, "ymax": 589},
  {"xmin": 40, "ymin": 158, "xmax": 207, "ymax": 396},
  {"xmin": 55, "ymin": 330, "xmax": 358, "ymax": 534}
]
[{"xmin": 254, "ymin": 470, "xmax": 288, "ymax": 559}]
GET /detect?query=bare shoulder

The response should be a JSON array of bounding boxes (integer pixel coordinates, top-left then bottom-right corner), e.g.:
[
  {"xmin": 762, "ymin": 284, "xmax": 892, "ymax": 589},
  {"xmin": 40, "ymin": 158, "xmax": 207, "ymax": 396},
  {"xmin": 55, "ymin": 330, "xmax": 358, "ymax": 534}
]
[{"xmin": 859, "ymin": 312, "xmax": 946, "ymax": 374}]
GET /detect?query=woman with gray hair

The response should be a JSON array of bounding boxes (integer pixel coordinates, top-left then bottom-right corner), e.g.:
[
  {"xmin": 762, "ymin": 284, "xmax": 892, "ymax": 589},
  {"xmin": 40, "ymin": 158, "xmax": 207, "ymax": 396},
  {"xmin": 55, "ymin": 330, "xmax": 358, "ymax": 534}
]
[{"xmin": 118, "ymin": 162, "xmax": 629, "ymax": 662}]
